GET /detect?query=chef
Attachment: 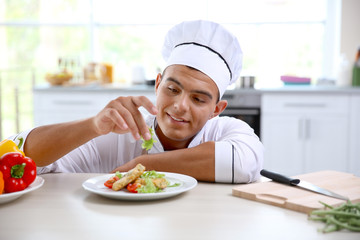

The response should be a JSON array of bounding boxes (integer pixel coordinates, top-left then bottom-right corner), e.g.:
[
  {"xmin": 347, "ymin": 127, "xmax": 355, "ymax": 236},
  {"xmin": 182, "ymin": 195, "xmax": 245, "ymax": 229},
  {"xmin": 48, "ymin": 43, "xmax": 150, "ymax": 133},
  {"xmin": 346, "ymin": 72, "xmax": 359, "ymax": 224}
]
[{"xmin": 13, "ymin": 20, "xmax": 263, "ymax": 183}]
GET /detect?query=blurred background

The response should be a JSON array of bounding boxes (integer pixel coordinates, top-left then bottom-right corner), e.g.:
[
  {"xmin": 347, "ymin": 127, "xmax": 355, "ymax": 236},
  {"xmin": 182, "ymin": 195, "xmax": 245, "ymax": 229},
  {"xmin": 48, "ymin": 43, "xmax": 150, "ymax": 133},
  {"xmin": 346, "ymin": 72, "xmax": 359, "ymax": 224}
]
[{"xmin": 0, "ymin": 0, "xmax": 359, "ymax": 139}]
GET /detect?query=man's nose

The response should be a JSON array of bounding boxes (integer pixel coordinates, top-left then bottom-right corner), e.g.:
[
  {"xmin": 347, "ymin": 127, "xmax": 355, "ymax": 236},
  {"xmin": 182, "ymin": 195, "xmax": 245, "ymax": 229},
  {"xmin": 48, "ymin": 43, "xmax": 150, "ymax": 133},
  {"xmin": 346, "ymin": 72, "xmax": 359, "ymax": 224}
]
[{"xmin": 174, "ymin": 94, "xmax": 190, "ymax": 112}]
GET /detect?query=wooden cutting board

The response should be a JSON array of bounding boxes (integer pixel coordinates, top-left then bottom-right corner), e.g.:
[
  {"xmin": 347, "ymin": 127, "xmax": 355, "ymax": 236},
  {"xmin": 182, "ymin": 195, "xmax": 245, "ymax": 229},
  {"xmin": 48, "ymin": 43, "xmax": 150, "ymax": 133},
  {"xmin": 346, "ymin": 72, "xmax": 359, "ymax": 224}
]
[{"xmin": 232, "ymin": 170, "xmax": 360, "ymax": 214}]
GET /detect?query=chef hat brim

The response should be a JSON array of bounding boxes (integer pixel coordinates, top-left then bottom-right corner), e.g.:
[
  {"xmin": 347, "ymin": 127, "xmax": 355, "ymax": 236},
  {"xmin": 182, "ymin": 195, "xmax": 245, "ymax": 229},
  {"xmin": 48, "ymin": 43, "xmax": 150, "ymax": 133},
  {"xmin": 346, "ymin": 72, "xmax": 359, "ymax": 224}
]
[{"xmin": 162, "ymin": 20, "xmax": 242, "ymax": 98}]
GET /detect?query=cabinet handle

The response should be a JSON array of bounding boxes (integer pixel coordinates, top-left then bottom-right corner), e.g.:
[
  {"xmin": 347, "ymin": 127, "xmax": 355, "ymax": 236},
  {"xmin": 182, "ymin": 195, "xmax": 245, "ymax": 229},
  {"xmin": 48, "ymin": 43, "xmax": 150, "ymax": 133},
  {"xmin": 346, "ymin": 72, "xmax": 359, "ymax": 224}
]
[
  {"xmin": 284, "ymin": 103, "xmax": 326, "ymax": 108},
  {"xmin": 298, "ymin": 118, "xmax": 311, "ymax": 140},
  {"xmin": 305, "ymin": 118, "xmax": 311, "ymax": 140},
  {"xmin": 298, "ymin": 118, "xmax": 304, "ymax": 140}
]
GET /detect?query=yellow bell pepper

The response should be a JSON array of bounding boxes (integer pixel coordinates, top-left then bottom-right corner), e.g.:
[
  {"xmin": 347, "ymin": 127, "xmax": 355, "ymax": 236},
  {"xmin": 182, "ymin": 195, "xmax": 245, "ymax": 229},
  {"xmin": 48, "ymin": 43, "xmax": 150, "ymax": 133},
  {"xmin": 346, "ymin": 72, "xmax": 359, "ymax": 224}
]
[{"xmin": 0, "ymin": 138, "xmax": 25, "ymax": 158}]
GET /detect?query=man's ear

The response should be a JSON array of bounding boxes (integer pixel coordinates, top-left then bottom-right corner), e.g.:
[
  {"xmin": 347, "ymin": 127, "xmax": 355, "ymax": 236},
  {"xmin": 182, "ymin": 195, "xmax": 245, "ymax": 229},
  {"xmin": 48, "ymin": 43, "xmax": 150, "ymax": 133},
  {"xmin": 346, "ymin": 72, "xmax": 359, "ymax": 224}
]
[
  {"xmin": 210, "ymin": 100, "xmax": 228, "ymax": 119},
  {"xmin": 155, "ymin": 73, "xmax": 162, "ymax": 94}
]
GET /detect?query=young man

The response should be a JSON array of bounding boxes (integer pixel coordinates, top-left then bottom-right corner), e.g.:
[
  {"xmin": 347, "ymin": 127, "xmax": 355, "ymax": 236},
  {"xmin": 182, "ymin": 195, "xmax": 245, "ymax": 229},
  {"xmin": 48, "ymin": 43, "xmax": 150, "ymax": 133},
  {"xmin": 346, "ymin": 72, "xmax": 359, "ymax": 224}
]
[{"xmin": 15, "ymin": 20, "xmax": 263, "ymax": 183}]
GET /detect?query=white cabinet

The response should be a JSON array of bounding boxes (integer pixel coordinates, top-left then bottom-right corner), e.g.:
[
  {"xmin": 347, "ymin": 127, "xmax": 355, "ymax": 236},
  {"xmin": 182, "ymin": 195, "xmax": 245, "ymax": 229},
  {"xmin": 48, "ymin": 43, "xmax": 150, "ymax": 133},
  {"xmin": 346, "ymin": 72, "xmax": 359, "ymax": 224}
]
[
  {"xmin": 349, "ymin": 96, "xmax": 360, "ymax": 176},
  {"xmin": 261, "ymin": 94, "xmax": 350, "ymax": 176},
  {"xmin": 34, "ymin": 91, "xmax": 112, "ymax": 125},
  {"xmin": 33, "ymin": 87, "xmax": 156, "ymax": 126}
]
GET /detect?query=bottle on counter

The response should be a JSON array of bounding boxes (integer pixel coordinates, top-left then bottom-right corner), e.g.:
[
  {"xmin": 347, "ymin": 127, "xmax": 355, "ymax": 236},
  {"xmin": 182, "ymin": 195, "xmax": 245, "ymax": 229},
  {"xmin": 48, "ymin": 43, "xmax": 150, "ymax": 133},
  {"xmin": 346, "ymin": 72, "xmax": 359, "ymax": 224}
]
[{"xmin": 352, "ymin": 47, "xmax": 360, "ymax": 86}]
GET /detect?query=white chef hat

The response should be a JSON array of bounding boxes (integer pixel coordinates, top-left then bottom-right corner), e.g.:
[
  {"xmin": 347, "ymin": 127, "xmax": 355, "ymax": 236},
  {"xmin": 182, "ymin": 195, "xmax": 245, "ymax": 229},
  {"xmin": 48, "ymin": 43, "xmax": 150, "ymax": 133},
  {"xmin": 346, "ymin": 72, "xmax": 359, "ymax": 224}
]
[{"xmin": 162, "ymin": 20, "xmax": 243, "ymax": 98}]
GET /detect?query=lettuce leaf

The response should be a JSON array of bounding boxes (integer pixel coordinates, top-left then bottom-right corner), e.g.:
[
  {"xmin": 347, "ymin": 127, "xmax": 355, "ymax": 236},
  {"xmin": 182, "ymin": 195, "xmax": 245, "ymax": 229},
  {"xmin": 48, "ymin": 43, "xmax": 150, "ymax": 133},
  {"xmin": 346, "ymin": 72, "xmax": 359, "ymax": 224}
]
[
  {"xmin": 136, "ymin": 178, "xmax": 160, "ymax": 193},
  {"xmin": 115, "ymin": 171, "xmax": 123, "ymax": 179},
  {"xmin": 168, "ymin": 183, "xmax": 181, "ymax": 188},
  {"xmin": 141, "ymin": 127, "xmax": 156, "ymax": 151},
  {"xmin": 140, "ymin": 170, "xmax": 165, "ymax": 179}
]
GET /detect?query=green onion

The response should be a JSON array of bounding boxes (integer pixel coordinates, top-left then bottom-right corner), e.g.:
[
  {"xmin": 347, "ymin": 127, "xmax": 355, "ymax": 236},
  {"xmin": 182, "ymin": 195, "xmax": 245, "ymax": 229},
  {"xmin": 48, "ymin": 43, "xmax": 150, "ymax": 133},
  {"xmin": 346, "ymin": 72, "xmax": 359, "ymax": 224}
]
[{"xmin": 308, "ymin": 201, "xmax": 360, "ymax": 233}]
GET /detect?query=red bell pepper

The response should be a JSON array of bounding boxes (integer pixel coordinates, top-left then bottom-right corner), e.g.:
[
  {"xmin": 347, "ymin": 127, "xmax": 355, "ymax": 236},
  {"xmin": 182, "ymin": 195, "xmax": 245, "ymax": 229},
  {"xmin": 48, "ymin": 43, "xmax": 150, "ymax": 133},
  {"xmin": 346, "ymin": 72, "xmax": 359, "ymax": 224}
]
[{"xmin": 0, "ymin": 152, "xmax": 37, "ymax": 193}]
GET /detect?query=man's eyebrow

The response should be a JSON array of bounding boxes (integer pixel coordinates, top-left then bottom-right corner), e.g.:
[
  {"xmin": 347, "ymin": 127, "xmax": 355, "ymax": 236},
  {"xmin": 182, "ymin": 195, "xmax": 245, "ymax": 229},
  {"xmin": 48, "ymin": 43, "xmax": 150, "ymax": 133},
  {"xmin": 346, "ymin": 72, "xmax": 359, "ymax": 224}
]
[
  {"xmin": 166, "ymin": 77, "xmax": 183, "ymax": 88},
  {"xmin": 165, "ymin": 77, "xmax": 213, "ymax": 100}
]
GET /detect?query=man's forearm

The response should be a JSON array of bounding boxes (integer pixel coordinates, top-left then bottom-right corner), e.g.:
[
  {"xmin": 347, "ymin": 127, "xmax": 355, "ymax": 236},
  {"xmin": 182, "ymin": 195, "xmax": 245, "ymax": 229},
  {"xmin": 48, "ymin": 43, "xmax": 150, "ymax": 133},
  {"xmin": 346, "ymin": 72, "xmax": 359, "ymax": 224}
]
[
  {"xmin": 24, "ymin": 118, "xmax": 99, "ymax": 167},
  {"xmin": 114, "ymin": 141, "xmax": 216, "ymax": 182}
]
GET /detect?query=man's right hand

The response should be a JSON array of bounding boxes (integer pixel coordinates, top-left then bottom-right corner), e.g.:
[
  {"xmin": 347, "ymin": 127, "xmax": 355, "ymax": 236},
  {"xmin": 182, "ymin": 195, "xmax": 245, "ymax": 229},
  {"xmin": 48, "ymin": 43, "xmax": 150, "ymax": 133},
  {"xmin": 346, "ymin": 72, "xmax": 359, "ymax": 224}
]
[{"xmin": 92, "ymin": 95, "xmax": 158, "ymax": 141}]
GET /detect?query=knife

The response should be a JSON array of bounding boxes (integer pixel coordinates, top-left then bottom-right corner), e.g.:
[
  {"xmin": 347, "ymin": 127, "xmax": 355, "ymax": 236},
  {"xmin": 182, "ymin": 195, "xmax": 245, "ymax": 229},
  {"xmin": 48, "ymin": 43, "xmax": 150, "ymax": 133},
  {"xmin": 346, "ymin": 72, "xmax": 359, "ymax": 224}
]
[{"xmin": 260, "ymin": 169, "xmax": 349, "ymax": 201}]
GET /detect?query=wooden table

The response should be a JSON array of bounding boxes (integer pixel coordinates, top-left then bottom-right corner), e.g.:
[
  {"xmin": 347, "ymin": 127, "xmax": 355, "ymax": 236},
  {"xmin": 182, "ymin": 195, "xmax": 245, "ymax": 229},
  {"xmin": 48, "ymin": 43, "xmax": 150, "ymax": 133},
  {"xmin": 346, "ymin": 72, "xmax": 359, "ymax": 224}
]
[{"xmin": 0, "ymin": 173, "xmax": 358, "ymax": 240}]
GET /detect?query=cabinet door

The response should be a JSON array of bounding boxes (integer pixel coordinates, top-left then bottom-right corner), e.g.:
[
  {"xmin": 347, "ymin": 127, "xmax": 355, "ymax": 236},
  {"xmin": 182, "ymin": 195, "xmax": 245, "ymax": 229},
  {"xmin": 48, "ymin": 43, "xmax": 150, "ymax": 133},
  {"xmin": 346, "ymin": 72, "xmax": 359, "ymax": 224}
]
[
  {"xmin": 261, "ymin": 93, "xmax": 350, "ymax": 176},
  {"xmin": 33, "ymin": 91, "xmax": 113, "ymax": 126},
  {"xmin": 349, "ymin": 96, "xmax": 360, "ymax": 176},
  {"xmin": 261, "ymin": 114, "xmax": 304, "ymax": 176},
  {"xmin": 33, "ymin": 89, "xmax": 157, "ymax": 126},
  {"xmin": 304, "ymin": 114, "xmax": 349, "ymax": 173}
]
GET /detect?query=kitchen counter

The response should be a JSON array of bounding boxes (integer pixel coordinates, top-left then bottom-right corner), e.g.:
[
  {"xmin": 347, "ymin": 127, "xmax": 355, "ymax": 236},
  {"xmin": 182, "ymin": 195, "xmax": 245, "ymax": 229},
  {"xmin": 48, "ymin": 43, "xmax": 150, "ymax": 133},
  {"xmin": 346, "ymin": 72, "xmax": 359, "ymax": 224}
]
[
  {"xmin": 0, "ymin": 173, "xmax": 358, "ymax": 240},
  {"xmin": 33, "ymin": 83, "xmax": 360, "ymax": 94},
  {"xmin": 258, "ymin": 85, "xmax": 360, "ymax": 94},
  {"xmin": 34, "ymin": 83, "xmax": 157, "ymax": 93}
]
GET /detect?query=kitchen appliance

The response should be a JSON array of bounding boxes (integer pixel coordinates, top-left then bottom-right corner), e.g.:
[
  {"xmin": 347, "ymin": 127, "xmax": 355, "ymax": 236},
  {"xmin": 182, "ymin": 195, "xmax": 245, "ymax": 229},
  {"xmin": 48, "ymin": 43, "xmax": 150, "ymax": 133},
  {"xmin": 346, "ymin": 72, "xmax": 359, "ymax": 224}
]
[
  {"xmin": 240, "ymin": 76, "xmax": 255, "ymax": 88},
  {"xmin": 221, "ymin": 90, "xmax": 261, "ymax": 137},
  {"xmin": 232, "ymin": 170, "xmax": 360, "ymax": 214}
]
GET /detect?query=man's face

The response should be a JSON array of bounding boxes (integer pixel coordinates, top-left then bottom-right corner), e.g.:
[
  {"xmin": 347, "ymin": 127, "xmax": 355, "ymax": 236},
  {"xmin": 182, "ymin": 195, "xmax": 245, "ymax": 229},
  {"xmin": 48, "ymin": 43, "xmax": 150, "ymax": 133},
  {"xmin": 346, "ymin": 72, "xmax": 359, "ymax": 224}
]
[{"xmin": 154, "ymin": 64, "xmax": 227, "ymax": 150}]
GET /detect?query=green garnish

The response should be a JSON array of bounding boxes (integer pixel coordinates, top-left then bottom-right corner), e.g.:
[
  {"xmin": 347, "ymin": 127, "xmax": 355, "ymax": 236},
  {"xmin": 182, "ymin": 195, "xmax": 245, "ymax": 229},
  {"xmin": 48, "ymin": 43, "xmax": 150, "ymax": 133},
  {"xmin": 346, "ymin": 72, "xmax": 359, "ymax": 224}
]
[
  {"xmin": 115, "ymin": 171, "xmax": 123, "ymax": 179},
  {"xmin": 308, "ymin": 201, "xmax": 360, "ymax": 233},
  {"xmin": 141, "ymin": 127, "xmax": 156, "ymax": 151},
  {"xmin": 136, "ymin": 178, "xmax": 162, "ymax": 193},
  {"xmin": 141, "ymin": 170, "xmax": 165, "ymax": 179},
  {"xmin": 168, "ymin": 183, "xmax": 181, "ymax": 188}
]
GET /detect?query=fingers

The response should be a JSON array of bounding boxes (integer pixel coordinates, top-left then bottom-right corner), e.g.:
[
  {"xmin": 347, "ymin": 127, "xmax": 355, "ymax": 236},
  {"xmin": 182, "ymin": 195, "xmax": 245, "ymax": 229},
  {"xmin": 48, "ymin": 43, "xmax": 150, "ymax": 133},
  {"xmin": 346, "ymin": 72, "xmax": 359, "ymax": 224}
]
[
  {"xmin": 104, "ymin": 108, "xmax": 129, "ymax": 131},
  {"xmin": 101, "ymin": 96, "xmax": 157, "ymax": 140},
  {"xmin": 92, "ymin": 107, "xmax": 127, "ymax": 136},
  {"xmin": 130, "ymin": 96, "xmax": 158, "ymax": 140},
  {"xmin": 110, "ymin": 159, "xmax": 137, "ymax": 173}
]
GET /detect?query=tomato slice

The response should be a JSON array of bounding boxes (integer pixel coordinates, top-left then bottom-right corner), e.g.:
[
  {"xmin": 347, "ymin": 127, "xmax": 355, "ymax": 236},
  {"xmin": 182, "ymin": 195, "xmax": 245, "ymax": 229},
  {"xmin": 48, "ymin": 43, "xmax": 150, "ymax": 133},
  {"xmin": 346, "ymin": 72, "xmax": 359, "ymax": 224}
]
[
  {"xmin": 127, "ymin": 183, "xmax": 141, "ymax": 193},
  {"xmin": 104, "ymin": 176, "xmax": 119, "ymax": 189}
]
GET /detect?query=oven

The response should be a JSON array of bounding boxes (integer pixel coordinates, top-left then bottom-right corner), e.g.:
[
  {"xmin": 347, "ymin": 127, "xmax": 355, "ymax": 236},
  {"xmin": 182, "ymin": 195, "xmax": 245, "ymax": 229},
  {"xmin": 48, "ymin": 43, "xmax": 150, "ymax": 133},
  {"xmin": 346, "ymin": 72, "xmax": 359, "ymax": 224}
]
[{"xmin": 220, "ymin": 90, "xmax": 261, "ymax": 138}]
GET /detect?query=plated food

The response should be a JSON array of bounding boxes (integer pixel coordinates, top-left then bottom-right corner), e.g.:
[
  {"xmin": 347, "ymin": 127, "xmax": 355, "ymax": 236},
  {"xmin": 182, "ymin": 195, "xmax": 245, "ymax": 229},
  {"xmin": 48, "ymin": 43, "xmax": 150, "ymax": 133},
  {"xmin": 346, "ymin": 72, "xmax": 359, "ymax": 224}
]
[
  {"xmin": 82, "ymin": 168, "xmax": 198, "ymax": 201},
  {"xmin": 104, "ymin": 164, "xmax": 180, "ymax": 193}
]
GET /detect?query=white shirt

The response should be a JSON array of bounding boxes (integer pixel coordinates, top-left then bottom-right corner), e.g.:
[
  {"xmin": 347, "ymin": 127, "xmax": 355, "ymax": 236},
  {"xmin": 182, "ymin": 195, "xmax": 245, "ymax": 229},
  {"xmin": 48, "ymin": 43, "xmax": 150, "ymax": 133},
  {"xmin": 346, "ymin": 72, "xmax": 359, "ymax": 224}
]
[{"xmin": 16, "ymin": 115, "xmax": 263, "ymax": 183}]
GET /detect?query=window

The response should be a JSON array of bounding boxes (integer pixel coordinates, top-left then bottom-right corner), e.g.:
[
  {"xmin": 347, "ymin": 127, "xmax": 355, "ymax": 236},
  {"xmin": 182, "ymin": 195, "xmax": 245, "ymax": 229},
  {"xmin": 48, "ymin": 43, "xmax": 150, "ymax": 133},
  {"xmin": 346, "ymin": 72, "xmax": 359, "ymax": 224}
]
[{"xmin": 0, "ymin": 0, "xmax": 338, "ymax": 138}]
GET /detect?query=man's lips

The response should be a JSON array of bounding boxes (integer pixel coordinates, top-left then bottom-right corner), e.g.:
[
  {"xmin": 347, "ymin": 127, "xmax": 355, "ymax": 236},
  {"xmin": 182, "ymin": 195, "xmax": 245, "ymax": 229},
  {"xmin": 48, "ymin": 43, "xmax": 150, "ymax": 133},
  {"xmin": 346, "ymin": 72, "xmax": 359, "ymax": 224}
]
[{"xmin": 167, "ymin": 113, "xmax": 188, "ymax": 123}]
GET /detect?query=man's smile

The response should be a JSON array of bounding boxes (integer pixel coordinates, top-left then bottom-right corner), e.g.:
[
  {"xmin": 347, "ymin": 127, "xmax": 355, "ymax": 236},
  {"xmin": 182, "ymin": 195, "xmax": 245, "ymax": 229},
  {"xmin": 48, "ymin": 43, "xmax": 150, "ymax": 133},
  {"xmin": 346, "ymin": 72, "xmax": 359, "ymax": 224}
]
[{"xmin": 167, "ymin": 113, "xmax": 188, "ymax": 123}]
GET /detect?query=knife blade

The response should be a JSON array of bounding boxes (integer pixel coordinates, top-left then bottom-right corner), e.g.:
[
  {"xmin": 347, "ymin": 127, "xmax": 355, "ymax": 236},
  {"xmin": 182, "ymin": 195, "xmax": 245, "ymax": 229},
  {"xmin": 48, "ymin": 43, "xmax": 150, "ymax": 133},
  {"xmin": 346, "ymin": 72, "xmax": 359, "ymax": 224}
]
[{"xmin": 260, "ymin": 169, "xmax": 349, "ymax": 201}]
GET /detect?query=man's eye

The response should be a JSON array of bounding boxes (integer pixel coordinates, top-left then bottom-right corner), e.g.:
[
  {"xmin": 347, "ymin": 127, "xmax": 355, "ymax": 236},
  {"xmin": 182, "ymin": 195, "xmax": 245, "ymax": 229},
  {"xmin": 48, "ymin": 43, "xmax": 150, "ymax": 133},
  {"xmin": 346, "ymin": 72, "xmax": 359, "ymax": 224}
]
[
  {"xmin": 168, "ymin": 87, "xmax": 178, "ymax": 93},
  {"xmin": 194, "ymin": 97, "xmax": 205, "ymax": 103}
]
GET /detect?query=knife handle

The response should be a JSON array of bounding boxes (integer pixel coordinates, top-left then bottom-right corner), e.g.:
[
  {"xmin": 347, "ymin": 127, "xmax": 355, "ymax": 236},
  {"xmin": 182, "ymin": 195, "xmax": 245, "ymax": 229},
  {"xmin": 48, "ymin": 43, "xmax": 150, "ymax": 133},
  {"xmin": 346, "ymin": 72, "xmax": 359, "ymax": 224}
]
[{"xmin": 260, "ymin": 169, "xmax": 300, "ymax": 185}]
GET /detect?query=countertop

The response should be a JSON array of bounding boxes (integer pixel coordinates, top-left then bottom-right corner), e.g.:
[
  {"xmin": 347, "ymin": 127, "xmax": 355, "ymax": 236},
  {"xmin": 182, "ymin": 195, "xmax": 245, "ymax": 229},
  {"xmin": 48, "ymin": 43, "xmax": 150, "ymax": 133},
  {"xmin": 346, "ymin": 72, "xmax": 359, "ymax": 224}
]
[
  {"xmin": 0, "ymin": 173, "xmax": 358, "ymax": 240},
  {"xmin": 33, "ymin": 83, "xmax": 360, "ymax": 95}
]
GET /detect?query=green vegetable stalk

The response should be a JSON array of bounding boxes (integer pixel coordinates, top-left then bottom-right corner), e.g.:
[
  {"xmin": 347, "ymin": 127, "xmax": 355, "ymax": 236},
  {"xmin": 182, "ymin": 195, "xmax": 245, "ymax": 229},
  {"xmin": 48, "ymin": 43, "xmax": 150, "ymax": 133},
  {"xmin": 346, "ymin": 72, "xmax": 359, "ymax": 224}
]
[
  {"xmin": 141, "ymin": 127, "xmax": 156, "ymax": 150},
  {"xmin": 308, "ymin": 201, "xmax": 360, "ymax": 233}
]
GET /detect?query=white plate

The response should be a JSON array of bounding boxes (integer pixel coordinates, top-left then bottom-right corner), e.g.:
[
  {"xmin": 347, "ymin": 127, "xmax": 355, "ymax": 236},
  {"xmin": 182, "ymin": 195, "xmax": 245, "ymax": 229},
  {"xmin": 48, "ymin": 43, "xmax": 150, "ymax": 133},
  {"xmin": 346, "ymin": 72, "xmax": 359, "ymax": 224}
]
[
  {"xmin": 0, "ymin": 176, "xmax": 45, "ymax": 204},
  {"xmin": 82, "ymin": 172, "xmax": 197, "ymax": 201}
]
